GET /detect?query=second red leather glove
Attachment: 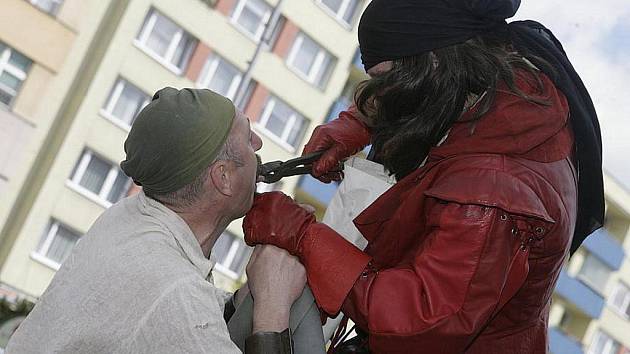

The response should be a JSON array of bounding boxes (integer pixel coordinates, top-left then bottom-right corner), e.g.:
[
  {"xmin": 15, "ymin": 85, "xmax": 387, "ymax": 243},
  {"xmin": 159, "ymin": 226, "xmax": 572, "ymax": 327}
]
[
  {"xmin": 243, "ymin": 192, "xmax": 372, "ymax": 315},
  {"xmin": 302, "ymin": 105, "xmax": 371, "ymax": 183}
]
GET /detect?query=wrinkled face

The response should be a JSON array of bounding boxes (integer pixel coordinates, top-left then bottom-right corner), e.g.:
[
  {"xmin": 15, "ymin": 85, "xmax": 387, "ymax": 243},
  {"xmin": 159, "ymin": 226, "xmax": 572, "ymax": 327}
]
[{"xmin": 229, "ymin": 110, "xmax": 263, "ymax": 216}]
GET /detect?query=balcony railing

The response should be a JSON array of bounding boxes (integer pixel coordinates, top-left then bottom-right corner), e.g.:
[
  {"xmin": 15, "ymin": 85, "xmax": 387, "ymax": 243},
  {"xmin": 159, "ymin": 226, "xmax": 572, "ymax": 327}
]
[
  {"xmin": 549, "ymin": 327, "xmax": 584, "ymax": 354},
  {"xmin": 326, "ymin": 98, "xmax": 351, "ymax": 122},
  {"xmin": 297, "ymin": 175, "xmax": 339, "ymax": 207},
  {"xmin": 555, "ymin": 270, "xmax": 604, "ymax": 318},
  {"xmin": 583, "ymin": 228, "xmax": 625, "ymax": 270},
  {"xmin": 352, "ymin": 48, "xmax": 363, "ymax": 71}
]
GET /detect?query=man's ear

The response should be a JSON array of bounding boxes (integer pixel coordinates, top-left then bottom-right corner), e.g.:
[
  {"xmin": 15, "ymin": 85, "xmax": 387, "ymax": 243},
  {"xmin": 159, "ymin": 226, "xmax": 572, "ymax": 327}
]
[{"xmin": 208, "ymin": 161, "xmax": 234, "ymax": 197}]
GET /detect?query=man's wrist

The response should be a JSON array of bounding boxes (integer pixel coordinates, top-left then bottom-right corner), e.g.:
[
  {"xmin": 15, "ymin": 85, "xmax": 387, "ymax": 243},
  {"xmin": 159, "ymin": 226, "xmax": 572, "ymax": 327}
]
[{"xmin": 252, "ymin": 302, "xmax": 290, "ymax": 333}]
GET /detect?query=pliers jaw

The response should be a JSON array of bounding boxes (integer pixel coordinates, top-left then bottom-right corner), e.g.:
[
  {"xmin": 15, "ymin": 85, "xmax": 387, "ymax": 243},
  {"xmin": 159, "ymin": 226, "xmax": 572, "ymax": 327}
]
[
  {"xmin": 257, "ymin": 151, "xmax": 326, "ymax": 184},
  {"xmin": 257, "ymin": 161, "xmax": 285, "ymax": 184}
]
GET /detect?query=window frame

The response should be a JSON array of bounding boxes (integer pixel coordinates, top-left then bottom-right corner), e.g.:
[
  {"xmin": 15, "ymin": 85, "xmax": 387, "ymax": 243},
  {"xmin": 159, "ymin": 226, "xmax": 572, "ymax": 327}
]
[
  {"xmin": 588, "ymin": 330, "xmax": 622, "ymax": 354},
  {"xmin": 230, "ymin": 0, "xmax": 273, "ymax": 42},
  {"xmin": 196, "ymin": 55, "xmax": 243, "ymax": 101},
  {"xmin": 66, "ymin": 150, "xmax": 130, "ymax": 208},
  {"xmin": 29, "ymin": 0, "xmax": 64, "ymax": 16},
  {"xmin": 100, "ymin": 78, "xmax": 150, "ymax": 131},
  {"xmin": 31, "ymin": 219, "xmax": 81, "ymax": 271},
  {"xmin": 255, "ymin": 96, "xmax": 307, "ymax": 152},
  {"xmin": 314, "ymin": 0, "xmax": 362, "ymax": 28},
  {"xmin": 577, "ymin": 253, "xmax": 612, "ymax": 294},
  {"xmin": 608, "ymin": 281, "xmax": 630, "ymax": 319},
  {"xmin": 134, "ymin": 9, "xmax": 196, "ymax": 75},
  {"xmin": 213, "ymin": 232, "xmax": 251, "ymax": 280},
  {"xmin": 286, "ymin": 32, "xmax": 334, "ymax": 88},
  {"xmin": 0, "ymin": 44, "xmax": 31, "ymax": 108}
]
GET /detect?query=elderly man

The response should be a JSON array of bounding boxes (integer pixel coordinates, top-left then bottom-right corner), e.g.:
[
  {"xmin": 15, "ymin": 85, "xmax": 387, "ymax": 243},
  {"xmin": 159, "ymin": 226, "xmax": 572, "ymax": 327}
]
[{"xmin": 7, "ymin": 88, "xmax": 321, "ymax": 353}]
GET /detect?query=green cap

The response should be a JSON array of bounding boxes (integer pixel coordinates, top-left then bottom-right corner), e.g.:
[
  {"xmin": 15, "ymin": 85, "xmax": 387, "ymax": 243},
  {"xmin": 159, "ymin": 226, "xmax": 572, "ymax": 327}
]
[{"xmin": 121, "ymin": 87, "xmax": 235, "ymax": 195}]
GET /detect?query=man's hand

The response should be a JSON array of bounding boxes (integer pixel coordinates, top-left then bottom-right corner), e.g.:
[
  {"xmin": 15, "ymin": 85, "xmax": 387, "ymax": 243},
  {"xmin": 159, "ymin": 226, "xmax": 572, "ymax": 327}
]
[{"xmin": 246, "ymin": 245, "xmax": 306, "ymax": 333}]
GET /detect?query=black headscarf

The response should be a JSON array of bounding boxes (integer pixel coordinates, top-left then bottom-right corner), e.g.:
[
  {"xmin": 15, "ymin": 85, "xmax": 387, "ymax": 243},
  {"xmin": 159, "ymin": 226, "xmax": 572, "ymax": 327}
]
[{"xmin": 359, "ymin": 0, "xmax": 604, "ymax": 254}]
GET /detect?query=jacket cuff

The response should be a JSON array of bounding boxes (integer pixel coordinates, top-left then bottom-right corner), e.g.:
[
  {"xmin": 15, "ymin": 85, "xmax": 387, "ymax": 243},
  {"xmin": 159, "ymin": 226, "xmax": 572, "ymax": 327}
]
[
  {"xmin": 245, "ymin": 328, "xmax": 293, "ymax": 354},
  {"xmin": 300, "ymin": 223, "xmax": 372, "ymax": 316}
]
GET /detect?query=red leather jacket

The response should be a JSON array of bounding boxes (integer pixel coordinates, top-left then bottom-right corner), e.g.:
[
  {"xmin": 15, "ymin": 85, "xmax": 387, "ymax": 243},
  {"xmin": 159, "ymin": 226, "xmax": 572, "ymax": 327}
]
[{"xmin": 323, "ymin": 71, "xmax": 577, "ymax": 353}]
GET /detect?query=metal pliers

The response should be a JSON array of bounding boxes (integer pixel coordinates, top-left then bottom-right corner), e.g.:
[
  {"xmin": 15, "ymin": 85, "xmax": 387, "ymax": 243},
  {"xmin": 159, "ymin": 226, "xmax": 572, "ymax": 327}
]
[{"xmin": 258, "ymin": 151, "xmax": 328, "ymax": 184}]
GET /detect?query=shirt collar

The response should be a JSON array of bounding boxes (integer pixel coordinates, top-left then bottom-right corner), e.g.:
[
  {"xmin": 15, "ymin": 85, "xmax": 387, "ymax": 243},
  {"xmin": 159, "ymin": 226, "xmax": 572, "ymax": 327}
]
[{"xmin": 137, "ymin": 191, "xmax": 215, "ymax": 279}]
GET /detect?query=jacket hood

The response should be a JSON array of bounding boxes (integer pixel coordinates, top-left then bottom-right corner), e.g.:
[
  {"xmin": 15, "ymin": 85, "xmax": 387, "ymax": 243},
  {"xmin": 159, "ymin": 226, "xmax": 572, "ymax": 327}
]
[{"xmin": 430, "ymin": 70, "xmax": 572, "ymax": 163}]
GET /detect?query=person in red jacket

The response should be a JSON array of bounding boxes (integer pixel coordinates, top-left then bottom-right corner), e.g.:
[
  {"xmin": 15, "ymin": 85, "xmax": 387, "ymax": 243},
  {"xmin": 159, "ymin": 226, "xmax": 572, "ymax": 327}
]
[{"xmin": 243, "ymin": 1, "xmax": 604, "ymax": 353}]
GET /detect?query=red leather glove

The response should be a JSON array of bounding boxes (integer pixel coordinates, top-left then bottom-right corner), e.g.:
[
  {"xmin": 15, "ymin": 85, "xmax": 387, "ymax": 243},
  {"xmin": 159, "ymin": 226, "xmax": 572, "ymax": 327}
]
[
  {"xmin": 303, "ymin": 105, "xmax": 371, "ymax": 183},
  {"xmin": 243, "ymin": 192, "xmax": 316, "ymax": 256},
  {"xmin": 243, "ymin": 192, "xmax": 372, "ymax": 315}
]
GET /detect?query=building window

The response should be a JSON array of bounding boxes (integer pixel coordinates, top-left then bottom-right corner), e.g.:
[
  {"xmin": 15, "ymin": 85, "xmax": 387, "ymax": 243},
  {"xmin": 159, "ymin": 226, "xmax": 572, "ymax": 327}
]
[
  {"xmin": 609, "ymin": 281, "xmax": 630, "ymax": 319},
  {"xmin": 68, "ymin": 150, "xmax": 130, "ymax": 207},
  {"xmin": 212, "ymin": 232, "xmax": 251, "ymax": 279},
  {"xmin": 256, "ymin": 96, "xmax": 308, "ymax": 151},
  {"xmin": 588, "ymin": 330, "xmax": 629, "ymax": 354},
  {"xmin": 29, "ymin": 0, "xmax": 64, "ymax": 15},
  {"xmin": 101, "ymin": 78, "xmax": 150, "ymax": 129},
  {"xmin": 197, "ymin": 55, "xmax": 242, "ymax": 100},
  {"xmin": 0, "ymin": 43, "xmax": 32, "ymax": 108},
  {"xmin": 578, "ymin": 253, "xmax": 612, "ymax": 294},
  {"xmin": 32, "ymin": 220, "xmax": 80, "ymax": 270},
  {"xmin": 315, "ymin": 0, "xmax": 362, "ymax": 27},
  {"xmin": 286, "ymin": 32, "xmax": 335, "ymax": 88},
  {"xmin": 231, "ymin": 0, "xmax": 272, "ymax": 42},
  {"xmin": 135, "ymin": 9, "xmax": 197, "ymax": 75}
]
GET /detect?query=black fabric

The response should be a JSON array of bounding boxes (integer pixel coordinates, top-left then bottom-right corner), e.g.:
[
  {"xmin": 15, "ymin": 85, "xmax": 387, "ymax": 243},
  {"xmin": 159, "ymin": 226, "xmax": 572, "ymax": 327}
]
[
  {"xmin": 508, "ymin": 21, "xmax": 604, "ymax": 254},
  {"xmin": 359, "ymin": 0, "xmax": 604, "ymax": 254},
  {"xmin": 333, "ymin": 327, "xmax": 369, "ymax": 354},
  {"xmin": 244, "ymin": 328, "xmax": 293, "ymax": 354},
  {"xmin": 223, "ymin": 294, "xmax": 237, "ymax": 323},
  {"xmin": 358, "ymin": 0, "xmax": 521, "ymax": 71}
]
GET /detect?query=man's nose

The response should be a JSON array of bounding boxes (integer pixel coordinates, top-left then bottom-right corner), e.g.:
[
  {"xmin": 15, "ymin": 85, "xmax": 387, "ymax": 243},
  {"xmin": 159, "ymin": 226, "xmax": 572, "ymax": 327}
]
[{"xmin": 253, "ymin": 132, "xmax": 263, "ymax": 151}]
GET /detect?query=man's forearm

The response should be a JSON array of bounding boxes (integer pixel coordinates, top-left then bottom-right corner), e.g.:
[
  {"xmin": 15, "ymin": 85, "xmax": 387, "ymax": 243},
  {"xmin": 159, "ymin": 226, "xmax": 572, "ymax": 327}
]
[
  {"xmin": 252, "ymin": 303, "xmax": 290, "ymax": 334},
  {"xmin": 246, "ymin": 302, "xmax": 293, "ymax": 354}
]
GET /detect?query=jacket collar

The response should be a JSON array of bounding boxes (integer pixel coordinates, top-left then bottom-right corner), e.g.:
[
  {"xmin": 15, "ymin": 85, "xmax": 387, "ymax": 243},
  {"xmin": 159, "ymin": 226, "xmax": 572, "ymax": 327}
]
[{"xmin": 429, "ymin": 71, "xmax": 570, "ymax": 163}]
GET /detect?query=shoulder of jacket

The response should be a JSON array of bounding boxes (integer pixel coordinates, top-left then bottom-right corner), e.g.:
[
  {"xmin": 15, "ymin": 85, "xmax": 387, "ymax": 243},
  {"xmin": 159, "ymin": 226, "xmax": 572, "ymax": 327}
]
[{"xmin": 424, "ymin": 156, "xmax": 555, "ymax": 223}]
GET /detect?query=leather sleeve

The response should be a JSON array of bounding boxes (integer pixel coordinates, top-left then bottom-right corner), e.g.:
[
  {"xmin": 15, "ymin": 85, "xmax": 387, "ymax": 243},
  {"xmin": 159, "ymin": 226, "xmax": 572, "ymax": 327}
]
[{"xmin": 340, "ymin": 169, "xmax": 553, "ymax": 353}]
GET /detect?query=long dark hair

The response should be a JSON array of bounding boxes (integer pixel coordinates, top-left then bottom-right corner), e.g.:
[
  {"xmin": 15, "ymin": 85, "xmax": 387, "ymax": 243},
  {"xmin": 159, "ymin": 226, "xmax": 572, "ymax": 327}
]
[{"xmin": 356, "ymin": 34, "xmax": 552, "ymax": 180}]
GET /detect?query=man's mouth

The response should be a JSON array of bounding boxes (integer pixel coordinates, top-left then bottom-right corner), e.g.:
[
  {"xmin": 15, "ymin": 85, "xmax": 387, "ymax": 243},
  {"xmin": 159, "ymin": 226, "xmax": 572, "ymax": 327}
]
[{"xmin": 256, "ymin": 154, "xmax": 264, "ymax": 183}]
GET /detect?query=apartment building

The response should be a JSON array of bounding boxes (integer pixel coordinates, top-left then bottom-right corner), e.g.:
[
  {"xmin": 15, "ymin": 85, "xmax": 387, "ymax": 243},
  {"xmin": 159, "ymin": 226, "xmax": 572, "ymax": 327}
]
[
  {"xmin": 549, "ymin": 173, "xmax": 630, "ymax": 354},
  {"xmin": 0, "ymin": 0, "xmax": 113, "ymax": 298},
  {"xmin": 0, "ymin": 0, "xmax": 367, "ymax": 299},
  {"xmin": 7, "ymin": 2, "xmax": 627, "ymax": 353}
]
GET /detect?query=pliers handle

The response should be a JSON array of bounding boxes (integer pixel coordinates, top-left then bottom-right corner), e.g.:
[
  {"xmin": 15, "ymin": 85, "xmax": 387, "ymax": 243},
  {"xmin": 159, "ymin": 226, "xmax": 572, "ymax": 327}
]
[{"xmin": 258, "ymin": 151, "xmax": 336, "ymax": 184}]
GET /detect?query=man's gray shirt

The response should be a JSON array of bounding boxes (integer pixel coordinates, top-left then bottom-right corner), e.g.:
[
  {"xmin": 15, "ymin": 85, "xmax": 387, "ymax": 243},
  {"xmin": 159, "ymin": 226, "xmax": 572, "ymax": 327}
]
[{"xmin": 7, "ymin": 191, "xmax": 241, "ymax": 354}]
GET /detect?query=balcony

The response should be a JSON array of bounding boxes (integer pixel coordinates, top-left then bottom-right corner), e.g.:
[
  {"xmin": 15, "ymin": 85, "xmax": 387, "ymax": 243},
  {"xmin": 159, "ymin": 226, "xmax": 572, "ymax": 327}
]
[
  {"xmin": 326, "ymin": 98, "xmax": 351, "ymax": 122},
  {"xmin": 549, "ymin": 327, "xmax": 584, "ymax": 354},
  {"xmin": 555, "ymin": 270, "xmax": 604, "ymax": 318},
  {"xmin": 297, "ymin": 175, "xmax": 339, "ymax": 207},
  {"xmin": 353, "ymin": 49, "xmax": 363, "ymax": 69},
  {"xmin": 582, "ymin": 228, "xmax": 625, "ymax": 270}
]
